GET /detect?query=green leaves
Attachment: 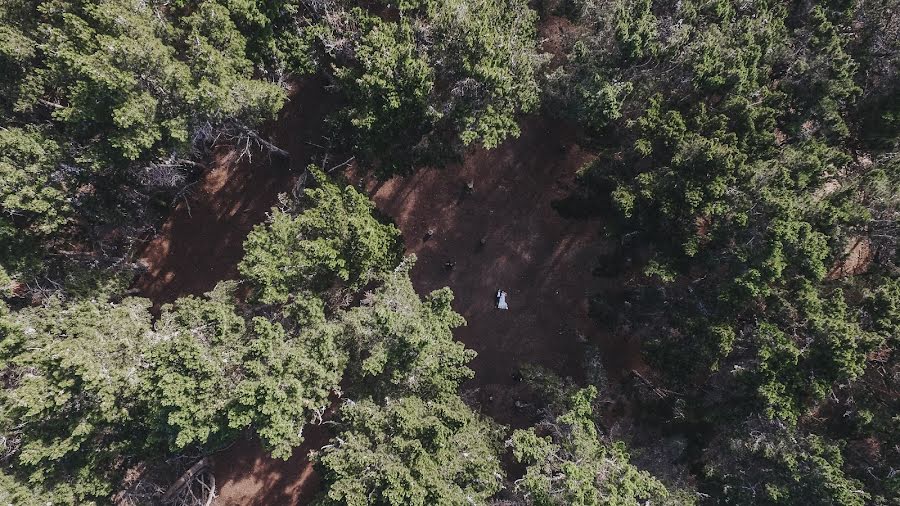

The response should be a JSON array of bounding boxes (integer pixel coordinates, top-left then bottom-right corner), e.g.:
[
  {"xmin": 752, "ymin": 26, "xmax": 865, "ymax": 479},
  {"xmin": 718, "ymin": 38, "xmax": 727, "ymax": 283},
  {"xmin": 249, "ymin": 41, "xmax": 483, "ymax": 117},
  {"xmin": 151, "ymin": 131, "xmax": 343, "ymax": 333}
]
[
  {"xmin": 0, "ymin": 282, "xmax": 345, "ymax": 500},
  {"xmin": 331, "ymin": 13, "xmax": 435, "ymax": 165},
  {"xmin": 0, "ymin": 0, "xmax": 290, "ymax": 293},
  {"xmin": 558, "ymin": 0, "xmax": 894, "ymax": 435},
  {"xmin": 239, "ymin": 165, "xmax": 402, "ymax": 307},
  {"xmin": 316, "ymin": 396, "xmax": 504, "ymax": 506},
  {"xmin": 704, "ymin": 420, "xmax": 868, "ymax": 505},
  {"xmin": 0, "ymin": 152, "xmax": 417, "ymax": 502},
  {"xmin": 865, "ymin": 277, "xmax": 900, "ymax": 339},
  {"xmin": 145, "ymin": 284, "xmax": 248, "ymax": 450},
  {"xmin": 0, "ymin": 296, "xmax": 155, "ymax": 501},
  {"xmin": 145, "ymin": 282, "xmax": 347, "ymax": 460},
  {"xmin": 321, "ymin": 0, "xmax": 545, "ymax": 169},
  {"xmin": 785, "ymin": 5, "xmax": 861, "ymax": 139},
  {"xmin": 228, "ymin": 316, "xmax": 345, "ymax": 459},
  {"xmin": 181, "ymin": 1, "xmax": 286, "ymax": 125},
  {"xmin": 510, "ymin": 387, "xmax": 672, "ymax": 506},
  {"xmin": 551, "ymin": 6, "xmax": 899, "ymax": 503},
  {"xmin": 426, "ymin": 0, "xmax": 544, "ymax": 148},
  {"xmin": 339, "ymin": 259, "xmax": 472, "ymax": 400},
  {"xmin": 746, "ymin": 287, "xmax": 874, "ymax": 425},
  {"xmin": 614, "ymin": 0, "xmax": 659, "ymax": 60},
  {"xmin": 313, "ymin": 254, "xmax": 497, "ymax": 505},
  {"xmin": 0, "ymin": 127, "xmax": 66, "ymax": 236}
]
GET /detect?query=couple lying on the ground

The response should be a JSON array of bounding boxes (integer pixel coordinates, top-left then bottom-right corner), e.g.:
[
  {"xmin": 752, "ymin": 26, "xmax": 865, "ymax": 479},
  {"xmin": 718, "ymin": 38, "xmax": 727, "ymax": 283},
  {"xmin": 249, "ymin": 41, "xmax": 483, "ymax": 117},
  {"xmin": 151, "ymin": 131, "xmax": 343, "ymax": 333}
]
[{"xmin": 496, "ymin": 290, "xmax": 508, "ymax": 310}]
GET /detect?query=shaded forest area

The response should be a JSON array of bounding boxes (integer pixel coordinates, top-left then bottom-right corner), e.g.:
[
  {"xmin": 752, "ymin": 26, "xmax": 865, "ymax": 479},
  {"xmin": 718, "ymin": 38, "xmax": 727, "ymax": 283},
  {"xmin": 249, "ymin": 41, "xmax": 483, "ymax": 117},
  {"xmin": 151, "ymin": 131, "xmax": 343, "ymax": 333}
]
[{"xmin": 1, "ymin": 0, "xmax": 898, "ymax": 505}]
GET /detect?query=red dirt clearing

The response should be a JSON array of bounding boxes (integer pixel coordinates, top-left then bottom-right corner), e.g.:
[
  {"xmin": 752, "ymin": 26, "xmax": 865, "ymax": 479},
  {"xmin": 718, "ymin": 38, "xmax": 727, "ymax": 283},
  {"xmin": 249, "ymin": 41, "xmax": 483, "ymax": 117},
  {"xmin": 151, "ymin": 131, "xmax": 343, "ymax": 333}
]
[
  {"xmin": 357, "ymin": 116, "xmax": 623, "ymax": 424},
  {"xmin": 205, "ymin": 426, "xmax": 329, "ymax": 506},
  {"xmin": 134, "ymin": 81, "xmax": 643, "ymax": 503}
]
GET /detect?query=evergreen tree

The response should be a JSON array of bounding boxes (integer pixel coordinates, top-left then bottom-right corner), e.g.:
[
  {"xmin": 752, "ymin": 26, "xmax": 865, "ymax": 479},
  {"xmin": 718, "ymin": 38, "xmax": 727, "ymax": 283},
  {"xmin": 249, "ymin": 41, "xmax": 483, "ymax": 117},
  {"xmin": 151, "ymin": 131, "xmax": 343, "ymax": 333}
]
[
  {"xmin": 316, "ymin": 396, "xmax": 504, "ymax": 506},
  {"xmin": 0, "ymin": 0, "xmax": 287, "ymax": 284},
  {"xmin": 339, "ymin": 258, "xmax": 474, "ymax": 400},
  {"xmin": 329, "ymin": 12, "xmax": 435, "ymax": 169},
  {"xmin": 0, "ymin": 296, "xmax": 155, "ymax": 502},
  {"xmin": 239, "ymin": 166, "xmax": 403, "ymax": 318},
  {"xmin": 146, "ymin": 282, "xmax": 346, "ymax": 459},
  {"xmin": 704, "ymin": 419, "xmax": 868, "ymax": 506},
  {"xmin": 314, "ymin": 0, "xmax": 545, "ymax": 170},
  {"xmin": 510, "ymin": 386, "xmax": 674, "ymax": 506}
]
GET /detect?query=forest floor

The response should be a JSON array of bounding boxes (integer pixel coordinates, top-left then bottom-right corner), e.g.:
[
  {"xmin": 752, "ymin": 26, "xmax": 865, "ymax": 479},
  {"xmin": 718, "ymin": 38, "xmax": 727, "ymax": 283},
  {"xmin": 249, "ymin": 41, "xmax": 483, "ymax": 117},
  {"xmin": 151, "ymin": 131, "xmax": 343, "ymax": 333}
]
[{"xmin": 134, "ymin": 39, "xmax": 644, "ymax": 506}]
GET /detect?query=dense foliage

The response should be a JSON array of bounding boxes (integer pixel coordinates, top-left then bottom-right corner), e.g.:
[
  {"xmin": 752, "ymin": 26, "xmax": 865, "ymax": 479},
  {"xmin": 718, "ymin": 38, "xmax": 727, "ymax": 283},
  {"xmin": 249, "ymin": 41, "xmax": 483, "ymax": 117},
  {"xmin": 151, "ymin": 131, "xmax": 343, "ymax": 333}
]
[
  {"xmin": 1, "ymin": 0, "xmax": 898, "ymax": 504},
  {"xmin": 310, "ymin": 0, "xmax": 546, "ymax": 171},
  {"xmin": 315, "ymin": 261, "xmax": 505, "ymax": 505},
  {"xmin": 703, "ymin": 418, "xmax": 868, "ymax": 505},
  {"xmin": 0, "ymin": 0, "xmax": 291, "ymax": 289},
  {"xmin": 317, "ymin": 395, "xmax": 504, "ymax": 506},
  {"xmin": 0, "ymin": 296, "xmax": 156, "ymax": 501},
  {"xmin": 552, "ymin": 0, "xmax": 899, "ymax": 503},
  {"xmin": 239, "ymin": 165, "xmax": 402, "ymax": 317},
  {"xmin": 510, "ymin": 386, "xmax": 673, "ymax": 505},
  {"xmin": 0, "ymin": 282, "xmax": 345, "ymax": 498},
  {"xmin": 0, "ymin": 161, "xmax": 501, "ymax": 502},
  {"xmin": 337, "ymin": 260, "xmax": 474, "ymax": 399}
]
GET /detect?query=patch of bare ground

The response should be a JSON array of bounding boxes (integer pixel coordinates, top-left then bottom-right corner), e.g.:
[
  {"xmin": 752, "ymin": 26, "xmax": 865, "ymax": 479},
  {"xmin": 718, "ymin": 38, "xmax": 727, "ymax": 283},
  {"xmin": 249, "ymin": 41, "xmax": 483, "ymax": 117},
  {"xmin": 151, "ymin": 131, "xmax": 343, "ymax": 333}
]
[
  {"xmin": 356, "ymin": 114, "xmax": 640, "ymax": 426},
  {"xmin": 539, "ymin": 13, "xmax": 577, "ymax": 67},
  {"xmin": 827, "ymin": 236, "xmax": 873, "ymax": 280}
]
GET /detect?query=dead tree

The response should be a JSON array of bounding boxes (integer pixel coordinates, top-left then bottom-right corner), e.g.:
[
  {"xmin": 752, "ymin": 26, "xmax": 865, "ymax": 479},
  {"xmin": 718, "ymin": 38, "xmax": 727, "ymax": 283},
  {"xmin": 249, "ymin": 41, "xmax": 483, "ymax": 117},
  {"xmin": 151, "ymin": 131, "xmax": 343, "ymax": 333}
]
[{"xmin": 161, "ymin": 458, "xmax": 216, "ymax": 506}]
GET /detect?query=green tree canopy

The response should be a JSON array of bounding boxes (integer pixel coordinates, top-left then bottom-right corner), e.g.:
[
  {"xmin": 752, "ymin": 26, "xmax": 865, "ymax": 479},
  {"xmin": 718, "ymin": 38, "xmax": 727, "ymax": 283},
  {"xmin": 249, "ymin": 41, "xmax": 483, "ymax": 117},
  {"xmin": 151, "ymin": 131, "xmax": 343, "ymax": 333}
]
[
  {"xmin": 0, "ymin": 0, "xmax": 287, "ymax": 285},
  {"xmin": 703, "ymin": 419, "xmax": 868, "ymax": 506},
  {"xmin": 329, "ymin": 12, "xmax": 435, "ymax": 169},
  {"xmin": 315, "ymin": 395, "xmax": 504, "ymax": 506},
  {"xmin": 557, "ymin": 0, "xmax": 897, "ymax": 425},
  {"xmin": 316, "ymin": 257, "xmax": 501, "ymax": 505},
  {"xmin": 0, "ymin": 284, "xmax": 346, "ymax": 501},
  {"xmin": 313, "ymin": 0, "xmax": 545, "ymax": 171},
  {"xmin": 338, "ymin": 258, "xmax": 474, "ymax": 400},
  {"xmin": 552, "ymin": 1, "xmax": 900, "ymax": 502},
  {"xmin": 145, "ymin": 282, "xmax": 346, "ymax": 459},
  {"xmin": 2, "ymin": 0, "xmax": 285, "ymax": 167},
  {"xmin": 0, "ymin": 296, "xmax": 155, "ymax": 502},
  {"xmin": 510, "ymin": 386, "xmax": 673, "ymax": 506},
  {"xmin": 239, "ymin": 166, "xmax": 403, "ymax": 316}
]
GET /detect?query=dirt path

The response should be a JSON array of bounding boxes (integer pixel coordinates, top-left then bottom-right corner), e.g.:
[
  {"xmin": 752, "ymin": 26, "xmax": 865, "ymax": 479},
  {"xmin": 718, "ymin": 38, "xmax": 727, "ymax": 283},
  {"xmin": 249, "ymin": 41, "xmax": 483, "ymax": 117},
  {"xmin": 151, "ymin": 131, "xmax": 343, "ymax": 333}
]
[
  {"xmin": 205, "ymin": 427, "xmax": 328, "ymax": 506},
  {"xmin": 133, "ymin": 79, "xmax": 336, "ymax": 307}
]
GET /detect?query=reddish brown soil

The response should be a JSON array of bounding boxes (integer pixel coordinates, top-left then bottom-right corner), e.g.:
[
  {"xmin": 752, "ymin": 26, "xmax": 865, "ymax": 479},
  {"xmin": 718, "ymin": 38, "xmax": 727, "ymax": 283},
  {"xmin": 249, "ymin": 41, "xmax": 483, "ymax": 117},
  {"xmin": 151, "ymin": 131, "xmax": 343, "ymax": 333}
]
[
  {"xmin": 132, "ymin": 79, "xmax": 337, "ymax": 307},
  {"xmin": 827, "ymin": 236, "xmax": 873, "ymax": 280},
  {"xmin": 357, "ymin": 116, "xmax": 636, "ymax": 424},
  {"xmin": 207, "ymin": 427, "xmax": 328, "ymax": 506},
  {"xmin": 135, "ymin": 84, "xmax": 643, "ymax": 504}
]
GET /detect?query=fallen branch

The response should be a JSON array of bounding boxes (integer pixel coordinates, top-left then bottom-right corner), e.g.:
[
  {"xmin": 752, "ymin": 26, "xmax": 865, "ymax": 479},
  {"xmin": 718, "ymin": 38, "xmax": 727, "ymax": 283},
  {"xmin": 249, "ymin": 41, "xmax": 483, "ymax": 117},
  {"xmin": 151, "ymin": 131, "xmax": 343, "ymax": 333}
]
[
  {"xmin": 630, "ymin": 369, "xmax": 667, "ymax": 399},
  {"xmin": 161, "ymin": 458, "xmax": 216, "ymax": 506}
]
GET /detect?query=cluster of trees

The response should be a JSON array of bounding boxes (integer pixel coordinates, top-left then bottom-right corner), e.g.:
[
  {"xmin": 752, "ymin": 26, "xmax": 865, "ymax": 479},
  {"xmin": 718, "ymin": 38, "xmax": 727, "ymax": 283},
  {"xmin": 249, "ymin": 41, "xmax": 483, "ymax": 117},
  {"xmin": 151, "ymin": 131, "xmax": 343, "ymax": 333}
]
[
  {"xmin": 0, "ymin": 0, "xmax": 546, "ymax": 293},
  {"xmin": 0, "ymin": 0, "xmax": 304, "ymax": 291},
  {"xmin": 2, "ymin": 0, "xmax": 899, "ymax": 504},
  {"xmin": 1, "ymin": 167, "xmax": 672, "ymax": 504},
  {"xmin": 0, "ymin": 0, "xmax": 569, "ymax": 503},
  {"xmin": 303, "ymin": 0, "xmax": 546, "ymax": 172},
  {"xmin": 550, "ymin": 0, "xmax": 899, "ymax": 503}
]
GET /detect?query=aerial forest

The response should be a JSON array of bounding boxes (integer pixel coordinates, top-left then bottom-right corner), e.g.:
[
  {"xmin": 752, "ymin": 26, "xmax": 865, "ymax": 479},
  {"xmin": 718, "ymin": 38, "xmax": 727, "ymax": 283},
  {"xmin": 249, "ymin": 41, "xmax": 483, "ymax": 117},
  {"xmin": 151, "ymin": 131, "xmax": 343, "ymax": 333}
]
[{"xmin": 0, "ymin": 0, "xmax": 898, "ymax": 505}]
